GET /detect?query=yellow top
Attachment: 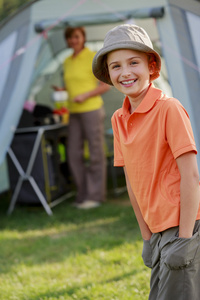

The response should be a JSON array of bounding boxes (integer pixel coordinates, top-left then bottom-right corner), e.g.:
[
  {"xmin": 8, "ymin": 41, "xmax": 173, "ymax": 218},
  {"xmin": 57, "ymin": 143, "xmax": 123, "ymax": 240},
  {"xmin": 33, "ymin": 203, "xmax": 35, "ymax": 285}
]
[{"xmin": 63, "ymin": 47, "xmax": 103, "ymax": 113}]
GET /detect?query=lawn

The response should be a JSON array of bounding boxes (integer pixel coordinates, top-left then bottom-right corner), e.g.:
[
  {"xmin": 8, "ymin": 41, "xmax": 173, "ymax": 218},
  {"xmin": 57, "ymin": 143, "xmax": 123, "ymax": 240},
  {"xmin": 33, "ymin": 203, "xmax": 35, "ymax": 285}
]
[{"xmin": 0, "ymin": 191, "xmax": 150, "ymax": 300}]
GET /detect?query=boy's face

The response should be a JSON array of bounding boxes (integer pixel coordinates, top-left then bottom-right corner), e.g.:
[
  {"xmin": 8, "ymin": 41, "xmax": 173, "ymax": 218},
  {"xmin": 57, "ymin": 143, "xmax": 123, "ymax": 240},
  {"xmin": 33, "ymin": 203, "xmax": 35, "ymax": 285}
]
[{"xmin": 107, "ymin": 49, "xmax": 154, "ymax": 106}]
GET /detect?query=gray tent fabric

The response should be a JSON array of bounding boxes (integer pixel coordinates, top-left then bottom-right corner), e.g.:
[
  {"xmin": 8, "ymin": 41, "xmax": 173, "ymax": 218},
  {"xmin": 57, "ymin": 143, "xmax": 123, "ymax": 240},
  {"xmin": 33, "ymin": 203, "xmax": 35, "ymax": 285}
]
[
  {"xmin": 0, "ymin": 0, "xmax": 200, "ymax": 193},
  {"xmin": 0, "ymin": 0, "xmax": 166, "ymax": 165}
]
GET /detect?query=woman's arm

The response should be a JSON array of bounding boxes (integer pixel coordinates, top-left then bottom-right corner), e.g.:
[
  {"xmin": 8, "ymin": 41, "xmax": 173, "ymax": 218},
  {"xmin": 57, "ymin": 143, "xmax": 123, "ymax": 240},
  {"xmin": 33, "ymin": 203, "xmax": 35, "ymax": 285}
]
[
  {"xmin": 176, "ymin": 151, "xmax": 200, "ymax": 238},
  {"xmin": 73, "ymin": 81, "xmax": 110, "ymax": 103},
  {"xmin": 124, "ymin": 167, "xmax": 152, "ymax": 240},
  {"xmin": 51, "ymin": 85, "xmax": 66, "ymax": 91}
]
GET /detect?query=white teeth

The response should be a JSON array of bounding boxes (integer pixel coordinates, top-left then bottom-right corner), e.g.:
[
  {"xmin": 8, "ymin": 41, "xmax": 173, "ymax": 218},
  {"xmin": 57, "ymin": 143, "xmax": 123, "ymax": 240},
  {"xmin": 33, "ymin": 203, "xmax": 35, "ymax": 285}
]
[{"xmin": 122, "ymin": 80, "xmax": 136, "ymax": 84}]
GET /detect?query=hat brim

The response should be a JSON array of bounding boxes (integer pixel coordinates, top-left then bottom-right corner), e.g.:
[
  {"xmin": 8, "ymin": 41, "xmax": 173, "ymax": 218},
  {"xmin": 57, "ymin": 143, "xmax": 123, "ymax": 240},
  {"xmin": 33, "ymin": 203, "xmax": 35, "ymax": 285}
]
[{"xmin": 92, "ymin": 41, "xmax": 161, "ymax": 85}]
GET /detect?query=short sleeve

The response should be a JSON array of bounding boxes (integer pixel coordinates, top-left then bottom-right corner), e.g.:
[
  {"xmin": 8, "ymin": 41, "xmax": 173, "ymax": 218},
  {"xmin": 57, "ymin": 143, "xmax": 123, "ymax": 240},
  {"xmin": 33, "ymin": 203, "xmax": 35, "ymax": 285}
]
[
  {"xmin": 164, "ymin": 100, "xmax": 197, "ymax": 159},
  {"xmin": 111, "ymin": 113, "xmax": 125, "ymax": 166}
]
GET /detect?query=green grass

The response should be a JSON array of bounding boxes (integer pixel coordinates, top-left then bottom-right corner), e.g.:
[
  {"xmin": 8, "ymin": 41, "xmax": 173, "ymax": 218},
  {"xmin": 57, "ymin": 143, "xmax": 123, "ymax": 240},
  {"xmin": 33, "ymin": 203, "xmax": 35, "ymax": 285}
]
[{"xmin": 0, "ymin": 191, "xmax": 150, "ymax": 300}]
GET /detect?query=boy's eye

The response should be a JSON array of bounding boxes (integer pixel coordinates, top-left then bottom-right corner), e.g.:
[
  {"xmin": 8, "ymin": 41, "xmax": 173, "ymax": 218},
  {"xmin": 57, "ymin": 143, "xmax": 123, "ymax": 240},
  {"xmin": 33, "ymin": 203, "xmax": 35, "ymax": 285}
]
[
  {"xmin": 112, "ymin": 64, "xmax": 120, "ymax": 69},
  {"xmin": 131, "ymin": 61, "xmax": 138, "ymax": 65}
]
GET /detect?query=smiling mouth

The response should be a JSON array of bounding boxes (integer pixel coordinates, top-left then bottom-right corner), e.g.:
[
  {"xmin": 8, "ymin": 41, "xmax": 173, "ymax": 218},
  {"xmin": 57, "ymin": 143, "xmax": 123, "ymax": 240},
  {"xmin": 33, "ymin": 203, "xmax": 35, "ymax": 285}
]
[{"xmin": 120, "ymin": 79, "xmax": 137, "ymax": 86}]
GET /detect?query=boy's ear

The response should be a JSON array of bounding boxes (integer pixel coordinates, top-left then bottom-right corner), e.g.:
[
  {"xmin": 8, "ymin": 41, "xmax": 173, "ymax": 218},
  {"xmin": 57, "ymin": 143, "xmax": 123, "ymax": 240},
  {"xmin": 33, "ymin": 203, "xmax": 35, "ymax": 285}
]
[{"xmin": 149, "ymin": 61, "xmax": 157, "ymax": 75}]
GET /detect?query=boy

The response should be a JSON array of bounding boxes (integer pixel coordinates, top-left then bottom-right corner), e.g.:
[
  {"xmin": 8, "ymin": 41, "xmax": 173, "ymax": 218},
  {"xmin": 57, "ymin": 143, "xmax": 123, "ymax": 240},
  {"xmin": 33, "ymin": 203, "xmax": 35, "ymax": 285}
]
[{"xmin": 92, "ymin": 24, "xmax": 200, "ymax": 300}]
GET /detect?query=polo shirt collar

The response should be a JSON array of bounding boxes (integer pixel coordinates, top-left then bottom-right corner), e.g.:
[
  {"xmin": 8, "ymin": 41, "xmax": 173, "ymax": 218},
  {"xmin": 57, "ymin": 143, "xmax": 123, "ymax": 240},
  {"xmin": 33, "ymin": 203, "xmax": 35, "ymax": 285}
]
[
  {"xmin": 121, "ymin": 84, "xmax": 163, "ymax": 116},
  {"xmin": 70, "ymin": 47, "xmax": 88, "ymax": 59}
]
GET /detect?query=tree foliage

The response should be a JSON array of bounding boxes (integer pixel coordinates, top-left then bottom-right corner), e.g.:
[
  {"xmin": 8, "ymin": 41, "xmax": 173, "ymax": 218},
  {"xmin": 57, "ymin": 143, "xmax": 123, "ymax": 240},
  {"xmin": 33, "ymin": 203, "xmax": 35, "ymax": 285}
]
[{"xmin": 0, "ymin": 0, "xmax": 33, "ymax": 22}]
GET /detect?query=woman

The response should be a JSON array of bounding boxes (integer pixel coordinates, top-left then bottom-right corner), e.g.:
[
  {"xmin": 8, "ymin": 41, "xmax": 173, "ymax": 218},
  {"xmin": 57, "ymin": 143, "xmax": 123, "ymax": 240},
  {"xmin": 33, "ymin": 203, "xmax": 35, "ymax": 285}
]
[{"xmin": 55, "ymin": 26, "xmax": 110, "ymax": 209}]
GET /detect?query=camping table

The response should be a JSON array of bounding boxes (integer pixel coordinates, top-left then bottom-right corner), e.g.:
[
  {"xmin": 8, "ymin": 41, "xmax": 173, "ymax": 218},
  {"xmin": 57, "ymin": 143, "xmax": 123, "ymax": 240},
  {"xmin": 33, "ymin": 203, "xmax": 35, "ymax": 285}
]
[
  {"xmin": 7, "ymin": 123, "xmax": 74, "ymax": 215},
  {"xmin": 105, "ymin": 128, "xmax": 127, "ymax": 196}
]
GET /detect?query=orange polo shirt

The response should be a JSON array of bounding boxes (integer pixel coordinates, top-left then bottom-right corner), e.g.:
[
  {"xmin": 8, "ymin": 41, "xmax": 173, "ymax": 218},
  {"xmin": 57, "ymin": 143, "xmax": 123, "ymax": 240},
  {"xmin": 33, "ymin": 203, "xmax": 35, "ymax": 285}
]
[{"xmin": 111, "ymin": 84, "xmax": 200, "ymax": 233}]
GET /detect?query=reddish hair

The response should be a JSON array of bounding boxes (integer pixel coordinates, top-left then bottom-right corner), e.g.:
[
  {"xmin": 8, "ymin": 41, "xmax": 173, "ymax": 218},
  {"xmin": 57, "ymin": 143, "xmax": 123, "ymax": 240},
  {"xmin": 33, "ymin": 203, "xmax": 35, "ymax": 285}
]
[{"xmin": 64, "ymin": 26, "xmax": 86, "ymax": 41}]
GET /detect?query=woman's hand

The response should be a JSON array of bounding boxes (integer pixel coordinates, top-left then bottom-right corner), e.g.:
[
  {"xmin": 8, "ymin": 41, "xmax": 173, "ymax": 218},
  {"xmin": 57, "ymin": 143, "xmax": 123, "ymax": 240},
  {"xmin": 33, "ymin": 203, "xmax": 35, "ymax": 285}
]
[
  {"xmin": 73, "ymin": 81, "xmax": 110, "ymax": 103},
  {"xmin": 51, "ymin": 85, "xmax": 66, "ymax": 91},
  {"xmin": 73, "ymin": 92, "xmax": 89, "ymax": 103}
]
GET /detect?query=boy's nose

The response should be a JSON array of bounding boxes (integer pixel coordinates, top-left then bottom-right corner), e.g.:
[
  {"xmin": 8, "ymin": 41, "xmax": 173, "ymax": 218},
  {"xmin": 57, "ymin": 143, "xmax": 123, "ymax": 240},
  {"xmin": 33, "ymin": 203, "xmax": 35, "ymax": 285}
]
[{"xmin": 121, "ymin": 68, "xmax": 131, "ymax": 78}]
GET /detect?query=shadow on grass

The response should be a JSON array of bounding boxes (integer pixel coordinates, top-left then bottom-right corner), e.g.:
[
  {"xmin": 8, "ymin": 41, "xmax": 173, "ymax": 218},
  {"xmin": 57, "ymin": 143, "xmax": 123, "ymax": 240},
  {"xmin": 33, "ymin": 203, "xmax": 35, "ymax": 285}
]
[
  {"xmin": 0, "ymin": 192, "xmax": 142, "ymax": 275},
  {"xmin": 0, "ymin": 190, "xmax": 130, "ymax": 231},
  {"xmin": 28, "ymin": 269, "xmax": 141, "ymax": 300}
]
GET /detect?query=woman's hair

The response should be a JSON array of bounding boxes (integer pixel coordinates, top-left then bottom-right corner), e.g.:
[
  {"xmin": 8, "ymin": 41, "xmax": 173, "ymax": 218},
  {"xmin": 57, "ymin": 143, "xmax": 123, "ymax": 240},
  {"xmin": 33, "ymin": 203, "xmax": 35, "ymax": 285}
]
[{"xmin": 64, "ymin": 26, "xmax": 86, "ymax": 40}]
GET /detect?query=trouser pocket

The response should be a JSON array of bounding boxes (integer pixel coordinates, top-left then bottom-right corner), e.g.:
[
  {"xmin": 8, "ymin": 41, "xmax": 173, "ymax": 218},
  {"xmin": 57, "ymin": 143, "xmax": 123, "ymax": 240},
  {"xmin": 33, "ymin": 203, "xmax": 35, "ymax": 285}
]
[
  {"xmin": 164, "ymin": 231, "xmax": 199, "ymax": 270},
  {"xmin": 142, "ymin": 239, "xmax": 152, "ymax": 268}
]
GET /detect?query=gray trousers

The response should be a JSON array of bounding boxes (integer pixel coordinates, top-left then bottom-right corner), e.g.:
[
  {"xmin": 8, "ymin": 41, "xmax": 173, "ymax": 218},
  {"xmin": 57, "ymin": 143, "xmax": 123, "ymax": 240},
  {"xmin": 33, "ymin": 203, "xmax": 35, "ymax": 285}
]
[
  {"xmin": 142, "ymin": 220, "xmax": 200, "ymax": 300},
  {"xmin": 67, "ymin": 107, "xmax": 106, "ymax": 203}
]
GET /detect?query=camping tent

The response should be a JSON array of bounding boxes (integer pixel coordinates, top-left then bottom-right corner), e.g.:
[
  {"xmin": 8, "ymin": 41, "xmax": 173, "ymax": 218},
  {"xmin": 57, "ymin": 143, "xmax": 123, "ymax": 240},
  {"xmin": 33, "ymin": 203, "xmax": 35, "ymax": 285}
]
[{"xmin": 0, "ymin": 0, "xmax": 200, "ymax": 193}]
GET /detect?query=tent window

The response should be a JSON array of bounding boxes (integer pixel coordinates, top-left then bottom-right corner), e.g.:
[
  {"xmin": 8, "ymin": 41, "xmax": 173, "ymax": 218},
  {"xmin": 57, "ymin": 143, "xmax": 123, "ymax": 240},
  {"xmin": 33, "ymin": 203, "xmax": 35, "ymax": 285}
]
[
  {"xmin": 32, "ymin": 41, "xmax": 53, "ymax": 82},
  {"xmin": 0, "ymin": 31, "xmax": 17, "ymax": 102},
  {"xmin": 186, "ymin": 11, "xmax": 200, "ymax": 80}
]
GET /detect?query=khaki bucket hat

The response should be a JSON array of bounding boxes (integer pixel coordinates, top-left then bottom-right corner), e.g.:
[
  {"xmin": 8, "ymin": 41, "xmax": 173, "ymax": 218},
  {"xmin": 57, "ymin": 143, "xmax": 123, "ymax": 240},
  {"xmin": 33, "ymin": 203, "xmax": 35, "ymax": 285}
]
[{"xmin": 92, "ymin": 24, "xmax": 161, "ymax": 85}]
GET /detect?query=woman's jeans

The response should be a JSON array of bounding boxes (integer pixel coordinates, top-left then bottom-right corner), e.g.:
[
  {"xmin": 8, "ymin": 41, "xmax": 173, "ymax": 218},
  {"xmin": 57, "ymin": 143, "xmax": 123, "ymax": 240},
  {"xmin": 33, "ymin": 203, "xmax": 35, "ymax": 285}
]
[{"xmin": 67, "ymin": 107, "xmax": 106, "ymax": 203}]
